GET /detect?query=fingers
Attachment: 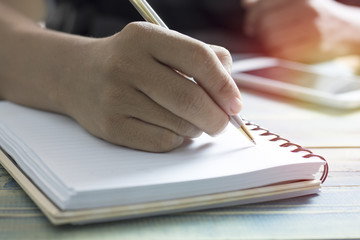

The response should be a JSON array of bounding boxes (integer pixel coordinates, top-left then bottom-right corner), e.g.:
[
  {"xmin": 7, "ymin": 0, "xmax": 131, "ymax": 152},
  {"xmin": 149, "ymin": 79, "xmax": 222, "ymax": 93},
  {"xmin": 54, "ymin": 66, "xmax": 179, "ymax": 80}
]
[
  {"xmin": 82, "ymin": 22, "xmax": 245, "ymax": 152},
  {"xmin": 244, "ymin": 0, "xmax": 323, "ymax": 61},
  {"xmin": 261, "ymin": 20, "xmax": 320, "ymax": 55},
  {"xmin": 208, "ymin": 45, "xmax": 233, "ymax": 74},
  {"xmin": 109, "ymin": 117, "xmax": 185, "ymax": 152},
  {"xmin": 121, "ymin": 88, "xmax": 203, "ymax": 138},
  {"xmin": 90, "ymin": 86, "xmax": 202, "ymax": 152},
  {"xmin": 140, "ymin": 24, "xmax": 242, "ymax": 116},
  {"xmin": 272, "ymin": 40, "xmax": 321, "ymax": 62},
  {"xmin": 133, "ymin": 57, "xmax": 230, "ymax": 136}
]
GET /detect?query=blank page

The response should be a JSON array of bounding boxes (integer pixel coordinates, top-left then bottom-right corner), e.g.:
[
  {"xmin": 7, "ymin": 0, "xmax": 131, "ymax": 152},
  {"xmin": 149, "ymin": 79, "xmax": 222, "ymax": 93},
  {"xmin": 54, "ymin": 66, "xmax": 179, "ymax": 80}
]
[{"xmin": 0, "ymin": 101, "xmax": 324, "ymax": 209}]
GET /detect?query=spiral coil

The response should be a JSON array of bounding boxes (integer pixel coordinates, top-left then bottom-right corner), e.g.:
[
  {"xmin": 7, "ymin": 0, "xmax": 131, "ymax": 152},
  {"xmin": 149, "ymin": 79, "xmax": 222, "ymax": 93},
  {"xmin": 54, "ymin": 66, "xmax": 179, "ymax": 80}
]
[{"xmin": 245, "ymin": 121, "xmax": 329, "ymax": 183}]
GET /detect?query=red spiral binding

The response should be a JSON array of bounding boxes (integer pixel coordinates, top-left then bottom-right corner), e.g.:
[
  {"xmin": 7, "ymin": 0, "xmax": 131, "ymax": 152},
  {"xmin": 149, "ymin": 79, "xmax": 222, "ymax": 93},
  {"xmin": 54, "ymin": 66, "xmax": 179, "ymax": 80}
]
[{"xmin": 245, "ymin": 121, "xmax": 329, "ymax": 183}]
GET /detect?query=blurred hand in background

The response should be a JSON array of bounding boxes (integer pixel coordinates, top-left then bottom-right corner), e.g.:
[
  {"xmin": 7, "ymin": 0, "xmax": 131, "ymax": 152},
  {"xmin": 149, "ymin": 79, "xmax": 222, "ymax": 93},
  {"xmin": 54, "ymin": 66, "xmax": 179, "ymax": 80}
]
[{"xmin": 243, "ymin": 0, "xmax": 360, "ymax": 62}]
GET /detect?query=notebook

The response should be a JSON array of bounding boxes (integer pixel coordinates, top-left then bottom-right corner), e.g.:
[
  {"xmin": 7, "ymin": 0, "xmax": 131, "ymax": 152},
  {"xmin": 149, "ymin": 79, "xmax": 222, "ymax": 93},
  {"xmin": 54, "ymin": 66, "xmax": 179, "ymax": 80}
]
[{"xmin": 0, "ymin": 101, "xmax": 328, "ymax": 225}]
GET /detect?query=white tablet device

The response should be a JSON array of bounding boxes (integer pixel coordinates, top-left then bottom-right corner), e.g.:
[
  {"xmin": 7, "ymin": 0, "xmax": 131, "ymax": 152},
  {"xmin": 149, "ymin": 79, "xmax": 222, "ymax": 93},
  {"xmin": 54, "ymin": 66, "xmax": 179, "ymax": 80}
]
[{"xmin": 231, "ymin": 57, "xmax": 360, "ymax": 109}]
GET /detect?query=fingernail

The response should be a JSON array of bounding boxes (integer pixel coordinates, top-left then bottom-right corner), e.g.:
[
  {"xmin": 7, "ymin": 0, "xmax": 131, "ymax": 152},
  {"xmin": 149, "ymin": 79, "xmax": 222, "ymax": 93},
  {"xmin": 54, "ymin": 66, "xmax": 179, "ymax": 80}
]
[{"xmin": 229, "ymin": 97, "xmax": 242, "ymax": 115}]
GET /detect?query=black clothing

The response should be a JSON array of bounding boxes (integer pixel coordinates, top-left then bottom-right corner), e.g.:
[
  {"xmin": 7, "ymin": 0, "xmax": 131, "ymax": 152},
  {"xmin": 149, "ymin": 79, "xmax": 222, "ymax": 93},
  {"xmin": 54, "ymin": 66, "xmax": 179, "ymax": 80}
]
[
  {"xmin": 47, "ymin": 0, "xmax": 245, "ymax": 36},
  {"xmin": 46, "ymin": 0, "xmax": 262, "ymax": 53},
  {"xmin": 46, "ymin": 0, "xmax": 359, "ymax": 53}
]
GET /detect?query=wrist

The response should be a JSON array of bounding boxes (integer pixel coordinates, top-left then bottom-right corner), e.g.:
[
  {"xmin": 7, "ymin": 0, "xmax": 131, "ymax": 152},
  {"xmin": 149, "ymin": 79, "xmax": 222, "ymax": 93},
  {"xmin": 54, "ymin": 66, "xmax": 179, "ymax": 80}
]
[
  {"xmin": 6, "ymin": 25, "xmax": 98, "ymax": 117},
  {"xmin": 42, "ymin": 30, "xmax": 100, "ymax": 118}
]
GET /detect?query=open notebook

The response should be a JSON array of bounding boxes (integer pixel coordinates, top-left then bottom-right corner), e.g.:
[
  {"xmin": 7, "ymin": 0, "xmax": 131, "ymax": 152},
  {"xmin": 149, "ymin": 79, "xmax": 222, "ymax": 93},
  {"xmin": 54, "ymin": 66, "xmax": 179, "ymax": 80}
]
[{"xmin": 0, "ymin": 101, "xmax": 328, "ymax": 225}]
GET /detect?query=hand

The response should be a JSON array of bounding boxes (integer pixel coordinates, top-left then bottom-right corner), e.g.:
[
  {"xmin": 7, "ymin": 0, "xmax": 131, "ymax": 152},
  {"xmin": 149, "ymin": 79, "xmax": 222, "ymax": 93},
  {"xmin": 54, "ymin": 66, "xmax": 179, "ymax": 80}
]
[
  {"xmin": 243, "ymin": 0, "xmax": 360, "ymax": 62},
  {"xmin": 61, "ymin": 22, "xmax": 242, "ymax": 152}
]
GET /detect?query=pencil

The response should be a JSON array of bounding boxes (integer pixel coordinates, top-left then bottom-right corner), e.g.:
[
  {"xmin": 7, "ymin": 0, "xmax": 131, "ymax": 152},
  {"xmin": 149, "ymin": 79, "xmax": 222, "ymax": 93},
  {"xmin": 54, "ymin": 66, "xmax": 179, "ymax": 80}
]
[{"xmin": 129, "ymin": 0, "xmax": 256, "ymax": 145}]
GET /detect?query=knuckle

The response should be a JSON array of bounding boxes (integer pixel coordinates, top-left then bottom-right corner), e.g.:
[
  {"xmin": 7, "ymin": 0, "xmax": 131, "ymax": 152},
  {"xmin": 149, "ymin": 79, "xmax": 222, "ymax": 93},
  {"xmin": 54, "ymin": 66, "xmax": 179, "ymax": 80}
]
[
  {"xmin": 151, "ymin": 132, "xmax": 184, "ymax": 152},
  {"xmin": 121, "ymin": 22, "xmax": 148, "ymax": 38},
  {"xmin": 213, "ymin": 75, "xmax": 234, "ymax": 96},
  {"xmin": 191, "ymin": 44, "xmax": 234, "ymax": 96},
  {"xmin": 97, "ymin": 113, "xmax": 124, "ymax": 143},
  {"xmin": 101, "ymin": 50, "xmax": 135, "ymax": 84},
  {"xmin": 98, "ymin": 83, "xmax": 126, "ymax": 107},
  {"xmin": 174, "ymin": 118, "xmax": 202, "ymax": 138},
  {"xmin": 121, "ymin": 22, "xmax": 158, "ymax": 47},
  {"xmin": 216, "ymin": 46, "xmax": 232, "ymax": 60},
  {"xmin": 208, "ymin": 114, "xmax": 229, "ymax": 136},
  {"xmin": 215, "ymin": 47, "xmax": 233, "ymax": 72},
  {"xmin": 177, "ymin": 89, "xmax": 207, "ymax": 116},
  {"xmin": 191, "ymin": 43, "xmax": 217, "ymax": 71},
  {"xmin": 173, "ymin": 118, "xmax": 189, "ymax": 135}
]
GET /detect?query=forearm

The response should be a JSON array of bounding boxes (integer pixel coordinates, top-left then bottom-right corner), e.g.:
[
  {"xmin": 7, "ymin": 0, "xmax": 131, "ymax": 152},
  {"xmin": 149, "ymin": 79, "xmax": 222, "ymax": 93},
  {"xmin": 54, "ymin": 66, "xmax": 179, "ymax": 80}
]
[
  {"xmin": 0, "ymin": 2, "xmax": 96, "ymax": 114},
  {"xmin": 0, "ymin": 0, "xmax": 46, "ymax": 21}
]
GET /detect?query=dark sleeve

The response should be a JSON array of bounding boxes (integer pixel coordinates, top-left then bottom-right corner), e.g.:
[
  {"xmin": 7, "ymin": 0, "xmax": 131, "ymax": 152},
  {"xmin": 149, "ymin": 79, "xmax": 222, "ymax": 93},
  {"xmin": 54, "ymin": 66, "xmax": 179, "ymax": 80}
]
[
  {"xmin": 46, "ymin": 0, "xmax": 141, "ymax": 37},
  {"xmin": 46, "ymin": 0, "xmax": 245, "ymax": 37}
]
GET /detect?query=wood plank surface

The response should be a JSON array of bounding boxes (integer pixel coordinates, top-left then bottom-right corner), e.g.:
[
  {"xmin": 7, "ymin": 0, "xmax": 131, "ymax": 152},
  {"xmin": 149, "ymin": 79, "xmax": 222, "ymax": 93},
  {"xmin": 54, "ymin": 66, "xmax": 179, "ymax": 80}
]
[{"xmin": 1, "ymin": 147, "xmax": 359, "ymax": 240}]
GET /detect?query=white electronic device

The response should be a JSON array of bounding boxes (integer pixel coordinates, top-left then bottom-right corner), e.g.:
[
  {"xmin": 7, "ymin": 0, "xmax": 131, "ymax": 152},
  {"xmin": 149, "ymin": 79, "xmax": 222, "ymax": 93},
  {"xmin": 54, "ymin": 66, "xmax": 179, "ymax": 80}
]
[{"xmin": 231, "ymin": 57, "xmax": 360, "ymax": 109}]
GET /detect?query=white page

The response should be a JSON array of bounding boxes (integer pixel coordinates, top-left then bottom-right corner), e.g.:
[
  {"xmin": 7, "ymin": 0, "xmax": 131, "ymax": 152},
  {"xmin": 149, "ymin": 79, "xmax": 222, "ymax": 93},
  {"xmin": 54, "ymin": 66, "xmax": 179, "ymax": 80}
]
[{"xmin": 0, "ymin": 101, "xmax": 325, "ymax": 209}]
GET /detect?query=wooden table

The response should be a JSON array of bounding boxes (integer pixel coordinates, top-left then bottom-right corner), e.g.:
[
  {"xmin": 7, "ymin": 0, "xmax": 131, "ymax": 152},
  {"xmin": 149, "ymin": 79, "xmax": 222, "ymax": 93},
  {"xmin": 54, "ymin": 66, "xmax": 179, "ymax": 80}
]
[{"xmin": 1, "ymin": 88, "xmax": 359, "ymax": 239}]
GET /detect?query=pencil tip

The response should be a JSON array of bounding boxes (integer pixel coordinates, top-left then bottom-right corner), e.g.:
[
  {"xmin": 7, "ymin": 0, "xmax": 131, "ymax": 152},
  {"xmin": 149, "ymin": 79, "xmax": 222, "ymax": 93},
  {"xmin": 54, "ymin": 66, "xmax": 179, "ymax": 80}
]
[{"xmin": 252, "ymin": 140, "xmax": 256, "ymax": 145}]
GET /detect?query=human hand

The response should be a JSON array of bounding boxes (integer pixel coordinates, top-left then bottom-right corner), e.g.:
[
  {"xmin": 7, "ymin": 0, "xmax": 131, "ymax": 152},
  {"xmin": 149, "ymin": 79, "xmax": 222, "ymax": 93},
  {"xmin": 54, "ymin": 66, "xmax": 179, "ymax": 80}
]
[
  {"xmin": 243, "ymin": 0, "xmax": 360, "ymax": 62},
  {"xmin": 62, "ymin": 22, "xmax": 242, "ymax": 152}
]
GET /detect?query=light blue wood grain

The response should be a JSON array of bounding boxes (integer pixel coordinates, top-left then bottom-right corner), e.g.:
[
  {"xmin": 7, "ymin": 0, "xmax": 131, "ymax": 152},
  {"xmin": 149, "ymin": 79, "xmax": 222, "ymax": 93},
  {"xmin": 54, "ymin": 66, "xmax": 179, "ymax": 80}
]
[{"xmin": 1, "ymin": 147, "xmax": 360, "ymax": 240}]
